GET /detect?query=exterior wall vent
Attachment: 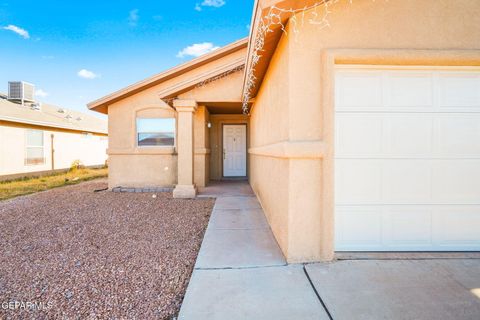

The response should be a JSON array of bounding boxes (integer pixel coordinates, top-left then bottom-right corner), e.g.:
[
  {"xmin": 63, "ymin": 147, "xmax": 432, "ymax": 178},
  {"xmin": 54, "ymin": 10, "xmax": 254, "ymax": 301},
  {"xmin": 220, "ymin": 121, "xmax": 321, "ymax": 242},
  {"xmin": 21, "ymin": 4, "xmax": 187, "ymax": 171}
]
[{"xmin": 8, "ymin": 81, "xmax": 35, "ymax": 105}]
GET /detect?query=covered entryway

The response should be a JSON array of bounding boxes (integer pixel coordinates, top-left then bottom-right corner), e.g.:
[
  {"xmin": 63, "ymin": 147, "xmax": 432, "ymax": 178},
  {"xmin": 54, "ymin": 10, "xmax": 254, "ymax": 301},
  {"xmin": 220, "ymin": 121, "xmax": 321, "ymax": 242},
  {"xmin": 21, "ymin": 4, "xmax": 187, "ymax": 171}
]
[
  {"xmin": 223, "ymin": 125, "xmax": 247, "ymax": 177},
  {"xmin": 334, "ymin": 66, "xmax": 480, "ymax": 251}
]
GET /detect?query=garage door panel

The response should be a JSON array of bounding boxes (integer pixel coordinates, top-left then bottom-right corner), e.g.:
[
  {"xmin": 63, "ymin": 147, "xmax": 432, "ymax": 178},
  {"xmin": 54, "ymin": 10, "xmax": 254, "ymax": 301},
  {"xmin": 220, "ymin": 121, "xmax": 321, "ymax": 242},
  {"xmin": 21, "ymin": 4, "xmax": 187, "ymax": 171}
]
[
  {"xmin": 384, "ymin": 208, "xmax": 433, "ymax": 247},
  {"xmin": 336, "ymin": 72, "xmax": 383, "ymax": 108},
  {"xmin": 337, "ymin": 159, "xmax": 480, "ymax": 205},
  {"xmin": 335, "ymin": 159, "xmax": 382, "ymax": 204},
  {"xmin": 435, "ymin": 115, "xmax": 480, "ymax": 156},
  {"xmin": 433, "ymin": 207, "xmax": 480, "ymax": 248},
  {"xmin": 384, "ymin": 114, "xmax": 434, "ymax": 156},
  {"xmin": 336, "ymin": 205, "xmax": 480, "ymax": 251},
  {"xmin": 337, "ymin": 113, "xmax": 435, "ymax": 158},
  {"xmin": 431, "ymin": 160, "xmax": 480, "ymax": 204},
  {"xmin": 335, "ymin": 66, "xmax": 480, "ymax": 251},
  {"xmin": 335, "ymin": 114, "xmax": 383, "ymax": 156},
  {"xmin": 338, "ymin": 113, "xmax": 480, "ymax": 158},
  {"xmin": 438, "ymin": 74, "xmax": 480, "ymax": 108},
  {"xmin": 382, "ymin": 160, "xmax": 432, "ymax": 204},
  {"xmin": 387, "ymin": 73, "xmax": 434, "ymax": 107},
  {"xmin": 335, "ymin": 207, "xmax": 383, "ymax": 250}
]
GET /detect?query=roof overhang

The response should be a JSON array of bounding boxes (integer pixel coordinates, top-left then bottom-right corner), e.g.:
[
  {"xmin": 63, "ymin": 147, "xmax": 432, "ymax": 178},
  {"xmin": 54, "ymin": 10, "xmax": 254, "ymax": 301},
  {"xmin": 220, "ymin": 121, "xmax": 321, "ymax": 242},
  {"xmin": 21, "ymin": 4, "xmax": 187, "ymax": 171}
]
[
  {"xmin": 88, "ymin": 37, "xmax": 248, "ymax": 114},
  {"xmin": 242, "ymin": 0, "xmax": 320, "ymax": 102},
  {"xmin": 0, "ymin": 115, "xmax": 107, "ymax": 135}
]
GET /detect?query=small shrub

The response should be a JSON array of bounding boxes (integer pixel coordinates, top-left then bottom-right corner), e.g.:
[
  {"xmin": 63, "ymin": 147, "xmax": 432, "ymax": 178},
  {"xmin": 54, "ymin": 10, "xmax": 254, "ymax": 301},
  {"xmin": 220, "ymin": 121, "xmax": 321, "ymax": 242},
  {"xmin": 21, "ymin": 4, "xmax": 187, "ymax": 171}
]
[{"xmin": 70, "ymin": 160, "xmax": 84, "ymax": 172}]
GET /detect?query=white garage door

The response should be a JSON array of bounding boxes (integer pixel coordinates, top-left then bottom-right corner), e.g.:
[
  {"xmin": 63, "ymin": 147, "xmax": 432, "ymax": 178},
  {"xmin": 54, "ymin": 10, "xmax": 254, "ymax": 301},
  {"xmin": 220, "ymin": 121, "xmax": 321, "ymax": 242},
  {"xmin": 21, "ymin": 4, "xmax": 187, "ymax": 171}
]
[{"xmin": 335, "ymin": 66, "xmax": 480, "ymax": 251}]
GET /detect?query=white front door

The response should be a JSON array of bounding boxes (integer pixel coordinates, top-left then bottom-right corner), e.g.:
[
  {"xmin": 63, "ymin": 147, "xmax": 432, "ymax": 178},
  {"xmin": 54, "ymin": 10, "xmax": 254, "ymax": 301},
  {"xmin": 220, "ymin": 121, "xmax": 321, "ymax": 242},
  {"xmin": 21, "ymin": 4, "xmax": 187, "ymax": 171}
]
[
  {"xmin": 223, "ymin": 125, "xmax": 247, "ymax": 177},
  {"xmin": 335, "ymin": 66, "xmax": 480, "ymax": 251}
]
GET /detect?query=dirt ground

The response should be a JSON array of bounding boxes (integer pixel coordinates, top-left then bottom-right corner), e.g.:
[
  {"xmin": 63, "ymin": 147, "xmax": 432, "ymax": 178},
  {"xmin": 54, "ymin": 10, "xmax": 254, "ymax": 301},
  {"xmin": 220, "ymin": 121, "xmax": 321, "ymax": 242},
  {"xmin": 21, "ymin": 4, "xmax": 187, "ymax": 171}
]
[{"xmin": 0, "ymin": 179, "xmax": 214, "ymax": 319}]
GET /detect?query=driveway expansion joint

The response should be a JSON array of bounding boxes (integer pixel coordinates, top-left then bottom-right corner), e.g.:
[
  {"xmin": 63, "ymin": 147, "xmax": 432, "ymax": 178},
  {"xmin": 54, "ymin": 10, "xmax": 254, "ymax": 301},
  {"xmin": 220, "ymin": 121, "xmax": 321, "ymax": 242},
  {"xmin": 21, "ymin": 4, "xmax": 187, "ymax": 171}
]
[{"xmin": 303, "ymin": 264, "xmax": 334, "ymax": 320}]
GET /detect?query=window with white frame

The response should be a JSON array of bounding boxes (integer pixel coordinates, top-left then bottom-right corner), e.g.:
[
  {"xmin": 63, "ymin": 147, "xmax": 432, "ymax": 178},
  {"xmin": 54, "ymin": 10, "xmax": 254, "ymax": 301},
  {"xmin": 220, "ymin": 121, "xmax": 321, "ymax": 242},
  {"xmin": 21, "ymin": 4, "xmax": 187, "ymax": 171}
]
[
  {"xmin": 25, "ymin": 129, "xmax": 45, "ymax": 165},
  {"xmin": 136, "ymin": 118, "xmax": 175, "ymax": 147}
]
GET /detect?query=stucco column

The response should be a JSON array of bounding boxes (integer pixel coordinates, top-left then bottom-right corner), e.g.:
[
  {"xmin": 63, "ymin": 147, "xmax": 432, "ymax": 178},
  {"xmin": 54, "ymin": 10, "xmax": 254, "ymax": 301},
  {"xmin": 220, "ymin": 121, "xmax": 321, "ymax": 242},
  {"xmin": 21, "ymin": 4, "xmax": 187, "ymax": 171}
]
[
  {"xmin": 173, "ymin": 99, "xmax": 197, "ymax": 198},
  {"xmin": 193, "ymin": 105, "xmax": 210, "ymax": 187}
]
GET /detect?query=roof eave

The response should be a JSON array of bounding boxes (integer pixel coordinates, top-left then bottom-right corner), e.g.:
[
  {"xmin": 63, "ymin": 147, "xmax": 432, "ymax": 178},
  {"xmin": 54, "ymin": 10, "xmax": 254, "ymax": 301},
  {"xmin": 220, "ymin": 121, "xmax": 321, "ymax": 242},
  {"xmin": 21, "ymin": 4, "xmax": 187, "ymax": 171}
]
[
  {"xmin": 88, "ymin": 37, "xmax": 249, "ymax": 113},
  {"xmin": 241, "ymin": 0, "xmax": 319, "ymax": 101},
  {"xmin": 0, "ymin": 115, "xmax": 107, "ymax": 135}
]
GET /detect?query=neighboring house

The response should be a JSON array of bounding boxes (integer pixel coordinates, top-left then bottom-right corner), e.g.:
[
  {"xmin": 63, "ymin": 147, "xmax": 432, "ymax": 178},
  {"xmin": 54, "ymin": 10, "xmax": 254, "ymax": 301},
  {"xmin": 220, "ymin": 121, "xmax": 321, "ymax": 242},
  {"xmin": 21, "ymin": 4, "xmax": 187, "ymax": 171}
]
[
  {"xmin": 88, "ymin": 0, "xmax": 480, "ymax": 262},
  {"xmin": 1, "ymin": 84, "xmax": 107, "ymax": 180}
]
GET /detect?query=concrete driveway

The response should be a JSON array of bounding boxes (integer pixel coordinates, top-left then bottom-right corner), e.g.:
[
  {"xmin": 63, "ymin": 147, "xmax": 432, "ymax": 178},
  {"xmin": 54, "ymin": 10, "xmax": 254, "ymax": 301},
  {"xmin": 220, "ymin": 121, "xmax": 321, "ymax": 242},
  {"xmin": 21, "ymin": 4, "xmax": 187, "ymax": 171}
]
[
  {"xmin": 307, "ymin": 259, "xmax": 480, "ymax": 320},
  {"xmin": 180, "ymin": 181, "xmax": 480, "ymax": 320}
]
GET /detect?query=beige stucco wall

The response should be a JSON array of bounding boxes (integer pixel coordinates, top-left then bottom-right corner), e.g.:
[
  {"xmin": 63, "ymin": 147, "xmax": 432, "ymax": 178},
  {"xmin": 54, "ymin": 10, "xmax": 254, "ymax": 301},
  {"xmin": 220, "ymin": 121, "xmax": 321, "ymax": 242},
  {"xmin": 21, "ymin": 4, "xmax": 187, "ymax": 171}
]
[
  {"xmin": 107, "ymin": 99, "xmax": 177, "ymax": 189},
  {"xmin": 179, "ymin": 69, "xmax": 244, "ymax": 103},
  {"xmin": 249, "ymin": 31, "xmax": 292, "ymax": 255},
  {"xmin": 249, "ymin": 0, "xmax": 480, "ymax": 262},
  {"xmin": 0, "ymin": 121, "xmax": 107, "ymax": 177}
]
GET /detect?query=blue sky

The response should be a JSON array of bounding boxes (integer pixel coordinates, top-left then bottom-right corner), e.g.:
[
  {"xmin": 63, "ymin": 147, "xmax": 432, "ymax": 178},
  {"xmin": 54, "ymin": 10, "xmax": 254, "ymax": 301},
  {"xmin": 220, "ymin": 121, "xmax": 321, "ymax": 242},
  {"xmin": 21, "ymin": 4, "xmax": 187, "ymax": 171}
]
[{"xmin": 0, "ymin": 1, "xmax": 253, "ymax": 118}]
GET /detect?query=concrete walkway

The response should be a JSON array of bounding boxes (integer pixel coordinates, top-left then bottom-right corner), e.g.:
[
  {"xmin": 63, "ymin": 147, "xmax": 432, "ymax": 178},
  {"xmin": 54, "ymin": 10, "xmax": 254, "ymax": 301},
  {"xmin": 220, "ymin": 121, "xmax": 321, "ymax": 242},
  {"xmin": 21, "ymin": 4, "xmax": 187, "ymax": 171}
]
[
  {"xmin": 179, "ymin": 181, "xmax": 330, "ymax": 319},
  {"xmin": 179, "ymin": 181, "xmax": 480, "ymax": 320}
]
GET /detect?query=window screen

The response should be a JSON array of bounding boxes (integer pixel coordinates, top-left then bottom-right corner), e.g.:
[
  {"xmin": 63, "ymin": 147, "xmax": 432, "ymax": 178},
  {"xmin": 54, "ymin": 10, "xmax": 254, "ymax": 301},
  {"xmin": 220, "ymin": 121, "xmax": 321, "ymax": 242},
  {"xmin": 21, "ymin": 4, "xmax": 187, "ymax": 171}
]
[
  {"xmin": 136, "ymin": 118, "xmax": 175, "ymax": 147},
  {"xmin": 25, "ymin": 129, "xmax": 45, "ymax": 165}
]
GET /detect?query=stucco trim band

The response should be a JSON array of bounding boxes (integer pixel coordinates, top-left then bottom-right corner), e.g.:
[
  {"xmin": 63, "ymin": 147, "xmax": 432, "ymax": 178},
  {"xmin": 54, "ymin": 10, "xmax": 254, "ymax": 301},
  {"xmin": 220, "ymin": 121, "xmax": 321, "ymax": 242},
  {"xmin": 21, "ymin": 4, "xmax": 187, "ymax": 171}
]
[
  {"xmin": 107, "ymin": 147, "xmax": 176, "ymax": 155},
  {"xmin": 248, "ymin": 140, "xmax": 325, "ymax": 159},
  {"xmin": 331, "ymin": 49, "xmax": 480, "ymax": 67}
]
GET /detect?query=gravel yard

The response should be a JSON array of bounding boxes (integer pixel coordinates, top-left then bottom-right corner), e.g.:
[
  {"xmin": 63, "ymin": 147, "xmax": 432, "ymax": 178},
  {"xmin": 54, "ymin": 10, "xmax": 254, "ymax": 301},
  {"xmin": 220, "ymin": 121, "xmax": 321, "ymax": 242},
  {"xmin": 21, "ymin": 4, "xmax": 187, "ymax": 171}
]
[{"xmin": 0, "ymin": 179, "xmax": 214, "ymax": 319}]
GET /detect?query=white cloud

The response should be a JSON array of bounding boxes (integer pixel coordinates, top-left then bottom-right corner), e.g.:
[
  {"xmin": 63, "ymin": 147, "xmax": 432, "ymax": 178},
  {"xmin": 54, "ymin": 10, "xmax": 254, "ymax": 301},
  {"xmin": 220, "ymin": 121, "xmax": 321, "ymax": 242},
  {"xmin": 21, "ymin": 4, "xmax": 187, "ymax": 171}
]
[
  {"xmin": 128, "ymin": 9, "xmax": 139, "ymax": 26},
  {"xmin": 176, "ymin": 42, "xmax": 220, "ymax": 58},
  {"xmin": 35, "ymin": 89, "xmax": 49, "ymax": 98},
  {"xmin": 77, "ymin": 69, "xmax": 100, "ymax": 79},
  {"xmin": 2, "ymin": 24, "xmax": 29, "ymax": 39},
  {"xmin": 201, "ymin": 0, "xmax": 225, "ymax": 7},
  {"xmin": 195, "ymin": 0, "xmax": 225, "ymax": 11}
]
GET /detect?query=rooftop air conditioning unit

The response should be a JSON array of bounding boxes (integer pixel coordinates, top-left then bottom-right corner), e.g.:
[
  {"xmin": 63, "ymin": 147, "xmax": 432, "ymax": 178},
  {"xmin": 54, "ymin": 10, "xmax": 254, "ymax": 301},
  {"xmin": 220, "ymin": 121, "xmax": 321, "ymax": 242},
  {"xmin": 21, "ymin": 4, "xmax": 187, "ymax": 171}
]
[{"xmin": 8, "ymin": 81, "xmax": 35, "ymax": 105}]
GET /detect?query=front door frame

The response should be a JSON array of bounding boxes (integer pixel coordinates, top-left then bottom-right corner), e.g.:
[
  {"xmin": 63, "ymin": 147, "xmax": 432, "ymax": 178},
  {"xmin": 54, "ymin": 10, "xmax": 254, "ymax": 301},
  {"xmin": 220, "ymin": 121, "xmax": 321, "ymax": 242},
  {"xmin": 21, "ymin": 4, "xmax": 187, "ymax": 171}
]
[{"xmin": 222, "ymin": 123, "xmax": 248, "ymax": 178}]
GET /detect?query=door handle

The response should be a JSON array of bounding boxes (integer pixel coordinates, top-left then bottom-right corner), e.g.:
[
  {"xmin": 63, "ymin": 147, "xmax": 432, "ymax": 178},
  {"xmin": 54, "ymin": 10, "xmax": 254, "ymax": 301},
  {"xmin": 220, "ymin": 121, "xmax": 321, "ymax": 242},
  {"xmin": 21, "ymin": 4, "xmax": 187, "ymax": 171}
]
[{"xmin": 223, "ymin": 149, "xmax": 226, "ymax": 160}]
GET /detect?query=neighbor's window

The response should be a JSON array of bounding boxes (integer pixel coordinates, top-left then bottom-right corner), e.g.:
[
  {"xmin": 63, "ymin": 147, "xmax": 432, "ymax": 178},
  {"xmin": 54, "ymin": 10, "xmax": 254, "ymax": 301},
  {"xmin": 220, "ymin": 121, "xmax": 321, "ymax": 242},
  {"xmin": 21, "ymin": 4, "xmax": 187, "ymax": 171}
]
[
  {"xmin": 25, "ymin": 129, "xmax": 45, "ymax": 165},
  {"xmin": 136, "ymin": 118, "xmax": 175, "ymax": 147}
]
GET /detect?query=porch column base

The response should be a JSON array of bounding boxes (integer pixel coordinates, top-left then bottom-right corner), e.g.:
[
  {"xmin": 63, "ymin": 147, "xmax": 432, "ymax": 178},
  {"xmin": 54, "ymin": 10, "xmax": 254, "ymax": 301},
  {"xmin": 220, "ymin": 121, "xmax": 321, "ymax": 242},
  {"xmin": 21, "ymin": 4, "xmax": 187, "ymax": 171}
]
[{"xmin": 173, "ymin": 184, "xmax": 197, "ymax": 198}]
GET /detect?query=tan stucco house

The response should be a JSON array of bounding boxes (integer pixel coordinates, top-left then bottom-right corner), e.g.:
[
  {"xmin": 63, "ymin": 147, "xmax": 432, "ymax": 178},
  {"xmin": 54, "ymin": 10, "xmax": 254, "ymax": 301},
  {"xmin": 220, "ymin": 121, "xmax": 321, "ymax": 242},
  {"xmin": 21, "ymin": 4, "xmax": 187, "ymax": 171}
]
[
  {"xmin": 89, "ymin": 0, "xmax": 480, "ymax": 262},
  {"xmin": 1, "ymin": 86, "xmax": 107, "ymax": 180}
]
